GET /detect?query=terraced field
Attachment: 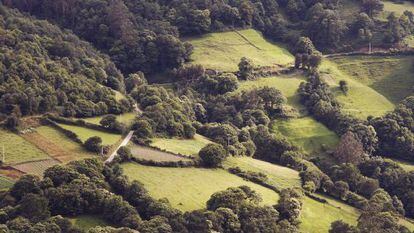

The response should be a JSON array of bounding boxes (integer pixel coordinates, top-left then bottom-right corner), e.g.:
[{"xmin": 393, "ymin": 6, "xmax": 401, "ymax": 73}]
[
  {"xmin": 128, "ymin": 143, "xmax": 191, "ymax": 162},
  {"xmin": 12, "ymin": 159, "xmax": 59, "ymax": 177},
  {"xmin": 0, "ymin": 129, "xmax": 50, "ymax": 164},
  {"xmin": 320, "ymin": 59, "xmax": 395, "ymax": 119},
  {"xmin": 188, "ymin": 29, "xmax": 294, "ymax": 72},
  {"xmin": 150, "ymin": 134, "xmax": 212, "ymax": 157},
  {"xmin": 25, "ymin": 126, "xmax": 94, "ymax": 163},
  {"xmin": 121, "ymin": 162, "xmax": 279, "ymax": 211},
  {"xmin": 57, "ymin": 123, "xmax": 122, "ymax": 145},
  {"xmin": 272, "ymin": 117, "xmax": 340, "ymax": 156}
]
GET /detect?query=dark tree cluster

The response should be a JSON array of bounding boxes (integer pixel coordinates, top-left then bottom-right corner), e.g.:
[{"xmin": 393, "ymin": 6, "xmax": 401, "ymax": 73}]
[
  {"xmin": 0, "ymin": 6, "xmax": 128, "ymax": 119},
  {"xmin": 131, "ymin": 84, "xmax": 196, "ymax": 139},
  {"xmin": 3, "ymin": 0, "xmax": 193, "ymax": 75},
  {"xmin": 370, "ymin": 96, "xmax": 414, "ymax": 162}
]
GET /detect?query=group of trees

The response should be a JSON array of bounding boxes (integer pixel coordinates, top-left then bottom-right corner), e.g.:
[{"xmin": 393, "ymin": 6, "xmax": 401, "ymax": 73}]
[{"xmin": 0, "ymin": 6, "xmax": 128, "ymax": 120}]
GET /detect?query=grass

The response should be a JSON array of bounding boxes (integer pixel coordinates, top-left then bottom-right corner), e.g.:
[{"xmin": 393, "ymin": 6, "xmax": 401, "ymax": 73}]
[
  {"xmin": 57, "ymin": 123, "xmax": 122, "ymax": 145},
  {"xmin": 35, "ymin": 126, "xmax": 94, "ymax": 163},
  {"xmin": 120, "ymin": 162, "xmax": 279, "ymax": 211},
  {"xmin": 0, "ymin": 129, "xmax": 50, "ymax": 165},
  {"xmin": 223, "ymin": 156, "xmax": 358, "ymax": 233},
  {"xmin": 187, "ymin": 29, "xmax": 294, "ymax": 72},
  {"xmin": 320, "ymin": 59, "xmax": 395, "ymax": 119},
  {"xmin": 379, "ymin": 1, "xmax": 414, "ymax": 20},
  {"xmin": 300, "ymin": 195, "xmax": 359, "ymax": 232},
  {"xmin": 128, "ymin": 143, "xmax": 192, "ymax": 162},
  {"xmin": 237, "ymin": 72, "xmax": 307, "ymax": 113},
  {"xmin": 271, "ymin": 117, "xmax": 340, "ymax": 155},
  {"xmin": 69, "ymin": 215, "xmax": 109, "ymax": 230},
  {"xmin": 330, "ymin": 55, "xmax": 414, "ymax": 104},
  {"xmin": 150, "ymin": 134, "xmax": 212, "ymax": 157},
  {"xmin": 223, "ymin": 156, "xmax": 301, "ymax": 189},
  {"xmin": 0, "ymin": 176, "xmax": 14, "ymax": 190},
  {"xmin": 82, "ymin": 112, "xmax": 137, "ymax": 126}
]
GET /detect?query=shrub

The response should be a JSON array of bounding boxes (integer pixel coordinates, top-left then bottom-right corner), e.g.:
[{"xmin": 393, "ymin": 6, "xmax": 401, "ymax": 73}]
[
  {"xmin": 84, "ymin": 136, "xmax": 103, "ymax": 153},
  {"xmin": 199, "ymin": 144, "xmax": 227, "ymax": 167}
]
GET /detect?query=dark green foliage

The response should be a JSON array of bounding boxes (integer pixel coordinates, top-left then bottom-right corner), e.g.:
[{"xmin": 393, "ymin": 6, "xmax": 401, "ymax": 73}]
[
  {"xmin": 199, "ymin": 143, "xmax": 227, "ymax": 167},
  {"xmin": 0, "ymin": 6, "xmax": 126, "ymax": 117},
  {"xmin": 238, "ymin": 57, "xmax": 254, "ymax": 80},
  {"xmin": 206, "ymin": 186, "xmax": 262, "ymax": 212},
  {"xmin": 84, "ymin": 136, "xmax": 103, "ymax": 153},
  {"xmin": 275, "ymin": 188, "xmax": 303, "ymax": 224},
  {"xmin": 131, "ymin": 85, "xmax": 195, "ymax": 138},
  {"xmin": 339, "ymin": 80, "xmax": 349, "ymax": 94},
  {"xmin": 196, "ymin": 73, "xmax": 239, "ymax": 95}
]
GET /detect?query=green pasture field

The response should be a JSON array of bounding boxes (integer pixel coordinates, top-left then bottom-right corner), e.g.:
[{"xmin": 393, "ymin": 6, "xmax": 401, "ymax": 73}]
[
  {"xmin": 57, "ymin": 123, "xmax": 121, "ymax": 146},
  {"xmin": 320, "ymin": 59, "xmax": 395, "ymax": 119},
  {"xmin": 187, "ymin": 29, "xmax": 294, "ymax": 72},
  {"xmin": 0, "ymin": 129, "xmax": 49, "ymax": 164},
  {"xmin": 272, "ymin": 117, "xmax": 340, "ymax": 155},
  {"xmin": 120, "ymin": 162, "xmax": 279, "ymax": 211},
  {"xmin": 150, "ymin": 134, "xmax": 212, "ymax": 157}
]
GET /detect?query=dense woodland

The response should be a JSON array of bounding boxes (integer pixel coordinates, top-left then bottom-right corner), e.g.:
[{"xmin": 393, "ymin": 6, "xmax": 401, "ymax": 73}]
[{"xmin": 2, "ymin": 0, "xmax": 414, "ymax": 232}]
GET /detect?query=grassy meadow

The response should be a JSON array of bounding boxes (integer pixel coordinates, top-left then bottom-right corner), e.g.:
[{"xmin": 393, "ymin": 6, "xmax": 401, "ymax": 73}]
[
  {"xmin": 237, "ymin": 72, "xmax": 307, "ymax": 112},
  {"xmin": 272, "ymin": 117, "xmax": 339, "ymax": 155},
  {"xmin": 82, "ymin": 112, "xmax": 136, "ymax": 126},
  {"xmin": 224, "ymin": 156, "xmax": 358, "ymax": 233},
  {"xmin": 320, "ymin": 59, "xmax": 395, "ymax": 119},
  {"xmin": 150, "ymin": 134, "xmax": 212, "ymax": 157},
  {"xmin": 223, "ymin": 156, "xmax": 301, "ymax": 189},
  {"xmin": 35, "ymin": 126, "xmax": 94, "ymax": 163},
  {"xmin": 0, "ymin": 130, "xmax": 50, "ymax": 164},
  {"xmin": 57, "ymin": 123, "xmax": 122, "ymax": 145},
  {"xmin": 187, "ymin": 29, "xmax": 294, "ymax": 72},
  {"xmin": 330, "ymin": 55, "xmax": 414, "ymax": 104},
  {"xmin": 379, "ymin": 0, "xmax": 414, "ymax": 20},
  {"xmin": 0, "ymin": 176, "xmax": 14, "ymax": 190},
  {"xmin": 120, "ymin": 162, "xmax": 279, "ymax": 211},
  {"xmin": 69, "ymin": 215, "xmax": 109, "ymax": 230}
]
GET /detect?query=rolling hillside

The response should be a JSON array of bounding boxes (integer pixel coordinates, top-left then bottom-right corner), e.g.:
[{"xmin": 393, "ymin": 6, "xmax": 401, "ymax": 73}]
[{"xmin": 187, "ymin": 29, "xmax": 294, "ymax": 72}]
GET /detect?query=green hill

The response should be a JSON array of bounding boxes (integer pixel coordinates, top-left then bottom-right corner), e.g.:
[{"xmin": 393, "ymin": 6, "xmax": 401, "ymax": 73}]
[
  {"xmin": 187, "ymin": 29, "xmax": 294, "ymax": 72},
  {"xmin": 320, "ymin": 59, "xmax": 395, "ymax": 119},
  {"xmin": 121, "ymin": 162, "xmax": 279, "ymax": 211}
]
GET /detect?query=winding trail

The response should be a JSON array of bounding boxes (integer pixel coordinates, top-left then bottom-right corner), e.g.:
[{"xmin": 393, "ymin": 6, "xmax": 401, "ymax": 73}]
[{"xmin": 105, "ymin": 103, "xmax": 142, "ymax": 163}]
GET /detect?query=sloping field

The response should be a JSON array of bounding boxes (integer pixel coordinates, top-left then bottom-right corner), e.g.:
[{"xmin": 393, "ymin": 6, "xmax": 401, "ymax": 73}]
[
  {"xmin": 121, "ymin": 162, "xmax": 279, "ymax": 211},
  {"xmin": 272, "ymin": 117, "xmax": 339, "ymax": 155},
  {"xmin": 128, "ymin": 143, "xmax": 191, "ymax": 162},
  {"xmin": 12, "ymin": 159, "xmax": 59, "ymax": 177},
  {"xmin": 150, "ymin": 134, "xmax": 212, "ymax": 157},
  {"xmin": 223, "ymin": 156, "xmax": 358, "ymax": 233},
  {"xmin": 0, "ymin": 129, "xmax": 49, "ymax": 164},
  {"xmin": 69, "ymin": 215, "xmax": 109, "ymax": 230},
  {"xmin": 57, "ymin": 123, "xmax": 121, "ymax": 145},
  {"xmin": 0, "ymin": 176, "xmax": 14, "ymax": 190},
  {"xmin": 82, "ymin": 112, "xmax": 136, "ymax": 126},
  {"xmin": 238, "ymin": 72, "xmax": 307, "ymax": 112},
  {"xmin": 320, "ymin": 60, "xmax": 395, "ymax": 119},
  {"xmin": 188, "ymin": 29, "xmax": 294, "ymax": 72},
  {"xmin": 223, "ymin": 156, "xmax": 301, "ymax": 189},
  {"xmin": 379, "ymin": 0, "xmax": 414, "ymax": 20},
  {"xmin": 34, "ymin": 126, "xmax": 94, "ymax": 163},
  {"xmin": 330, "ymin": 55, "xmax": 414, "ymax": 104}
]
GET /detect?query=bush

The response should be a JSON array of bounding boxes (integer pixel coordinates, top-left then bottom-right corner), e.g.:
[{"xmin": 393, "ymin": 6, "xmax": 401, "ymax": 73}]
[
  {"xmin": 118, "ymin": 146, "xmax": 132, "ymax": 162},
  {"xmin": 84, "ymin": 136, "xmax": 103, "ymax": 153},
  {"xmin": 132, "ymin": 120, "xmax": 153, "ymax": 139},
  {"xmin": 199, "ymin": 144, "xmax": 227, "ymax": 167}
]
